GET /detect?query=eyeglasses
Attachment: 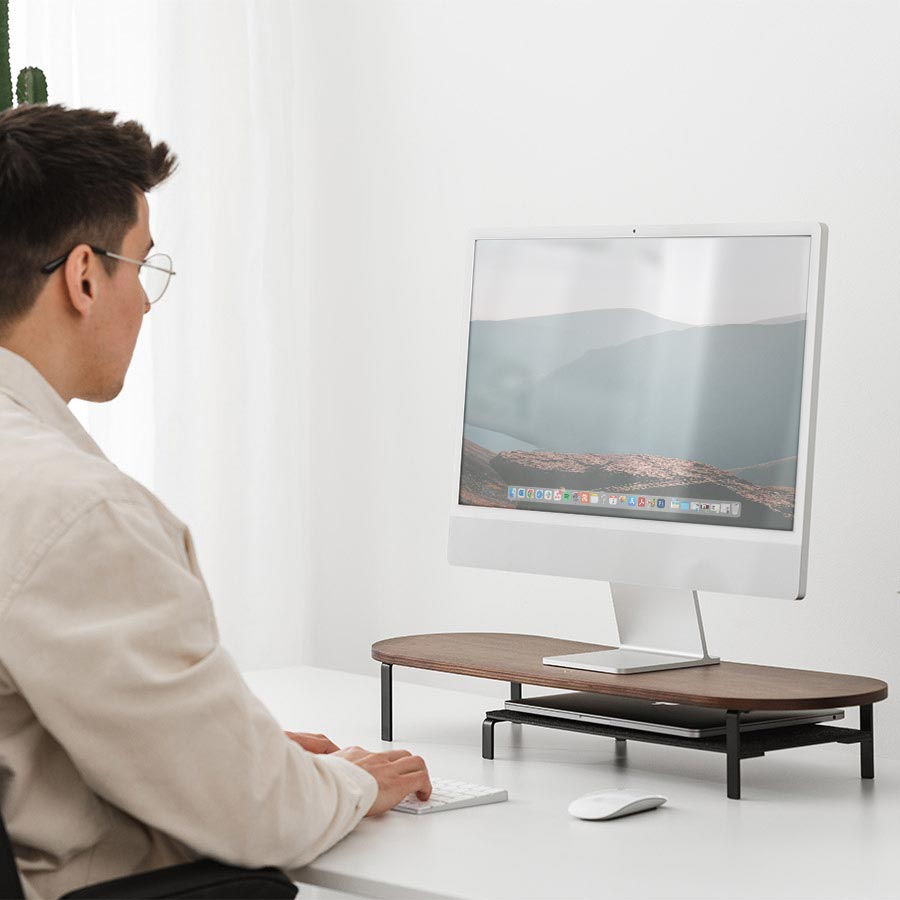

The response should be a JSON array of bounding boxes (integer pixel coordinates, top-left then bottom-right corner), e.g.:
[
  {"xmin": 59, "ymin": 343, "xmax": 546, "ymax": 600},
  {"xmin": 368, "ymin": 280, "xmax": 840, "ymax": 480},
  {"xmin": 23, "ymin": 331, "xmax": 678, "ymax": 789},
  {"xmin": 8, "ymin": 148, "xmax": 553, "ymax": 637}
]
[{"xmin": 40, "ymin": 245, "xmax": 176, "ymax": 305}]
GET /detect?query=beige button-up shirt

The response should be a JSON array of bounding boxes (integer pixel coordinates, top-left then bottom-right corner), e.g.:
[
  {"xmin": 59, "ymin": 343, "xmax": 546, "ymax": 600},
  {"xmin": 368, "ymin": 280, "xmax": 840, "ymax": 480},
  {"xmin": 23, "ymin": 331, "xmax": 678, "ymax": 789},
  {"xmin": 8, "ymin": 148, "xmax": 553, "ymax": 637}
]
[{"xmin": 0, "ymin": 348, "xmax": 377, "ymax": 899}]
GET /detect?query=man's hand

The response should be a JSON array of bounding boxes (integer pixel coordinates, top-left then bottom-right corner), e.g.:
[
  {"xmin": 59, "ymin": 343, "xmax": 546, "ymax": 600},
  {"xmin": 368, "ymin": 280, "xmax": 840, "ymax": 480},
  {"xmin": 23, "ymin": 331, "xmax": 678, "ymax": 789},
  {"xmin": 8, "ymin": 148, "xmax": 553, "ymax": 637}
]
[
  {"xmin": 333, "ymin": 746, "xmax": 431, "ymax": 816},
  {"xmin": 285, "ymin": 731, "xmax": 340, "ymax": 754}
]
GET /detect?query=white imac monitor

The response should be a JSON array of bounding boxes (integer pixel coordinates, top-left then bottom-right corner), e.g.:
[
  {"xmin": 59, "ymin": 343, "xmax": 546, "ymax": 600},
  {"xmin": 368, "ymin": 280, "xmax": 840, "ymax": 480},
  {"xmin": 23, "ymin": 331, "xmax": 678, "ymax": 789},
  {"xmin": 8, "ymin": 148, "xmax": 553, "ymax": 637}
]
[{"xmin": 448, "ymin": 224, "xmax": 827, "ymax": 674}]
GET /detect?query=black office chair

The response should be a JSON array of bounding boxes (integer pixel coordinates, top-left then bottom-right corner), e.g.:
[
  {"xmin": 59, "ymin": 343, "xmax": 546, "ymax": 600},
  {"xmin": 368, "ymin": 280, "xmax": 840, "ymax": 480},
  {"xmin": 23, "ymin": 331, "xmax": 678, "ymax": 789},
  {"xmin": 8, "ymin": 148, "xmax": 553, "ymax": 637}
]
[{"xmin": 0, "ymin": 805, "xmax": 297, "ymax": 899}]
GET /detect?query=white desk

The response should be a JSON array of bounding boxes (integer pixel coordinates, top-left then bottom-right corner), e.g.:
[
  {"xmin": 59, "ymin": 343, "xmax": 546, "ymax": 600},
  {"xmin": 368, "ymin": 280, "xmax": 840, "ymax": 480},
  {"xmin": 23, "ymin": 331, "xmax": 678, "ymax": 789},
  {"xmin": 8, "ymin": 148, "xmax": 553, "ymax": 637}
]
[{"xmin": 243, "ymin": 665, "xmax": 900, "ymax": 900}]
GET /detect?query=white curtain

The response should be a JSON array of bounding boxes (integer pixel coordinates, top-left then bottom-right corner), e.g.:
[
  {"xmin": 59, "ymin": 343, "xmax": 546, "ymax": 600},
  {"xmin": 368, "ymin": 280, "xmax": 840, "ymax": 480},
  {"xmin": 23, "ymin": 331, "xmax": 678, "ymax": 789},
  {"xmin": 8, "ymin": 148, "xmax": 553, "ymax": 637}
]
[{"xmin": 10, "ymin": 0, "xmax": 312, "ymax": 670}]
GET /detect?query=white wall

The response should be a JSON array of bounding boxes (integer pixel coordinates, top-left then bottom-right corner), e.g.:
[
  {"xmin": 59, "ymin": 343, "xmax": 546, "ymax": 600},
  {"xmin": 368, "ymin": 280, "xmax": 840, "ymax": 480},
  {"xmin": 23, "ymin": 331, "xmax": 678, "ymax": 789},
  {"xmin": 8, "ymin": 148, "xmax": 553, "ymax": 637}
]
[{"xmin": 298, "ymin": 1, "xmax": 900, "ymax": 755}]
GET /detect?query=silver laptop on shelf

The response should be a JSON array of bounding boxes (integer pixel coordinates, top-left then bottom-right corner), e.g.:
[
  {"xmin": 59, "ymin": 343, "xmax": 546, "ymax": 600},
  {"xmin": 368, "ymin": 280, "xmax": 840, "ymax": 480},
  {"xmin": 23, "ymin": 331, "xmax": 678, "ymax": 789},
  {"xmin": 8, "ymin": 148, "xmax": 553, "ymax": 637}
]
[{"xmin": 504, "ymin": 692, "xmax": 844, "ymax": 738}]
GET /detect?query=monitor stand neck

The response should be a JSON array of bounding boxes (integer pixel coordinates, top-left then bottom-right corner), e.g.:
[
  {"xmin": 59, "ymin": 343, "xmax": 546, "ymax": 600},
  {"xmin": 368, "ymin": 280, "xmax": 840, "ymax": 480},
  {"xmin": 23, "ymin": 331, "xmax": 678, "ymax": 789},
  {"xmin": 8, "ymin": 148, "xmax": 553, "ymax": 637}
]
[{"xmin": 543, "ymin": 583, "xmax": 721, "ymax": 674}]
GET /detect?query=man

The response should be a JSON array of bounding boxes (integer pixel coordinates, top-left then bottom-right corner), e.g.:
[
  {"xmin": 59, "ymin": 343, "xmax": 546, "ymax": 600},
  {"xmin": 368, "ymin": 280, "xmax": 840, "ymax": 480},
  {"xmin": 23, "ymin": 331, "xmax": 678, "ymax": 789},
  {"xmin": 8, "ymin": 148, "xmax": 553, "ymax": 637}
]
[{"xmin": 0, "ymin": 104, "xmax": 430, "ymax": 899}]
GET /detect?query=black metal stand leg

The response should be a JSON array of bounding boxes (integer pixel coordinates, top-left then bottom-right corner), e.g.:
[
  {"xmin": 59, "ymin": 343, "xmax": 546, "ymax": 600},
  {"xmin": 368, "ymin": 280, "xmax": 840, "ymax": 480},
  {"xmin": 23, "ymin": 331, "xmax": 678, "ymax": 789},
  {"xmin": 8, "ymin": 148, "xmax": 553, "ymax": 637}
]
[
  {"xmin": 482, "ymin": 719, "xmax": 496, "ymax": 759},
  {"xmin": 860, "ymin": 704, "xmax": 874, "ymax": 779},
  {"xmin": 381, "ymin": 663, "xmax": 392, "ymax": 742},
  {"xmin": 510, "ymin": 681, "xmax": 522, "ymax": 701},
  {"xmin": 726, "ymin": 711, "xmax": 741, "ymax": 799}
]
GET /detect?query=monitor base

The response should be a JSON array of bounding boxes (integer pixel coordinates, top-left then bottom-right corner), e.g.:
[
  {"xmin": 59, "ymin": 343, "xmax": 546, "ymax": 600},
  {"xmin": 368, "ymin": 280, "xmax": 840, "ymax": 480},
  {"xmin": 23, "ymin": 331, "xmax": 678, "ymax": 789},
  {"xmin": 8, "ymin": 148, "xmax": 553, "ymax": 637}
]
[
  {"xmin": 542, "ymin": 648, "xmax": 720, "ymax": 675},
  {"xmin": 543, "ymin": 583, "xmax": 720, "ymax": 675}
]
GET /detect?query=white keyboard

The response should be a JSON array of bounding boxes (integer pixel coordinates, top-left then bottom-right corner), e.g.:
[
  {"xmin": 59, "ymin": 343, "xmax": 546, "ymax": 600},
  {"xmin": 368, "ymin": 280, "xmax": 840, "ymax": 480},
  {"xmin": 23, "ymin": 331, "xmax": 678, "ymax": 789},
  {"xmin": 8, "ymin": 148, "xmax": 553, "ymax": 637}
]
[{"xmin": 393, "ymin": 778, "xmax": 508, "ymax": 814}]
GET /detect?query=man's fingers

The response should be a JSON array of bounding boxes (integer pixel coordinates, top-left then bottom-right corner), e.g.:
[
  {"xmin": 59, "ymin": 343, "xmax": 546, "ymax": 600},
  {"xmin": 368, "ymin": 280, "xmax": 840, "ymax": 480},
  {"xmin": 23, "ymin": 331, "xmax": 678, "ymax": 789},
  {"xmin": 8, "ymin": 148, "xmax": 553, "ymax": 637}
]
[
  {"xmin": 400, "ymin": 770, "xmax": 432, "ymax": 800},
  {"xmin": 286, "ymin": 731, "xmax": 341, "ymax": 754},
  {"xmin": 393, "ymin": 756, "xmax": 431, "ymax": 799},
  {"xmin": 390, "ymin": 754, "xmax": 427, "ymax": 775},
  {"xmin": 351, "ymin": 748, "xmax": 432, "ymax": 815},
  {"xmin": 377, "ymin": 749, "xmax": 414, "ymax": 762}
]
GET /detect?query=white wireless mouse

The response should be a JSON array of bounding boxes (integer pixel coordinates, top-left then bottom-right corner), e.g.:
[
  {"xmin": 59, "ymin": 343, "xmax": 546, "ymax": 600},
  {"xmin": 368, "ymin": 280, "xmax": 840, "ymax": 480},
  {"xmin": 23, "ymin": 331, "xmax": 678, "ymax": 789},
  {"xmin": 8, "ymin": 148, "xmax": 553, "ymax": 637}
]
[{"xmin": 568, "ymin": 788, "xmax": 667, "ymax": 820}]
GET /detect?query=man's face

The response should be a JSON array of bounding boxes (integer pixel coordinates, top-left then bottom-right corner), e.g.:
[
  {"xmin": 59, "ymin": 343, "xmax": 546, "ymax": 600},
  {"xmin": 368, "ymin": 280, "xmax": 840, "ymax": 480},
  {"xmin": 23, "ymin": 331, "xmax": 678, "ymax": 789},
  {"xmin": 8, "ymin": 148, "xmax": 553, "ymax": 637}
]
[{"xmin": 80, "ymin": 192, "xmax": 153, "ymax": 401}]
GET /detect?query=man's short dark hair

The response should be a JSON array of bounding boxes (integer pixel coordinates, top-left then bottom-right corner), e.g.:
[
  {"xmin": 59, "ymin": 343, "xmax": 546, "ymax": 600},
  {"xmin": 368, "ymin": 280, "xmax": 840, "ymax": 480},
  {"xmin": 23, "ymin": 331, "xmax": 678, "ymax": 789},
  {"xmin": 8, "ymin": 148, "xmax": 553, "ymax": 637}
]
[{"xmin": 0, "ymin": 104, "xmax": 177, "ymax": 333}]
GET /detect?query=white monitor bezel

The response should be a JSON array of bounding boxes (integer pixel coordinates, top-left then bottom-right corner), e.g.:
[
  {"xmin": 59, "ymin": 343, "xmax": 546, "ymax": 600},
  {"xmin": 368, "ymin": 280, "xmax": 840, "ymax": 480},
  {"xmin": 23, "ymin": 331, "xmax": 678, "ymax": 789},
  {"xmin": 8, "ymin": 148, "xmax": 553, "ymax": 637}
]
[{"xmin": 448, "ymin": 223, "xmax": 827, "ymax": 600}]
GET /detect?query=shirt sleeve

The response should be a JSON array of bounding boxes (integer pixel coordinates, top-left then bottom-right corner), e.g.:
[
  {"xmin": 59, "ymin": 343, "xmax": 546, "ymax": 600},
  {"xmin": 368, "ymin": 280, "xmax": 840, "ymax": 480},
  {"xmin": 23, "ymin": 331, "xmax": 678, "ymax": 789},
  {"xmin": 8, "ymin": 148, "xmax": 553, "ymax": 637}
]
[{"xmin": 0, "ymin": 496, "xmax": 378, "ymax": 871}]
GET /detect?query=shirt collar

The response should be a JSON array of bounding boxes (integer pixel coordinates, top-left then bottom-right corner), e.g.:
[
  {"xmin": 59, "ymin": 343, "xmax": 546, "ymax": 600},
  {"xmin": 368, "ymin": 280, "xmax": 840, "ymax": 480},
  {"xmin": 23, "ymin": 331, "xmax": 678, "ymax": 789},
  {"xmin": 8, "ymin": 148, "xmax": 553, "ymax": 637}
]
[{"xmin": 0, "ymin": 347, "xmax": 107, "ymax": 459}]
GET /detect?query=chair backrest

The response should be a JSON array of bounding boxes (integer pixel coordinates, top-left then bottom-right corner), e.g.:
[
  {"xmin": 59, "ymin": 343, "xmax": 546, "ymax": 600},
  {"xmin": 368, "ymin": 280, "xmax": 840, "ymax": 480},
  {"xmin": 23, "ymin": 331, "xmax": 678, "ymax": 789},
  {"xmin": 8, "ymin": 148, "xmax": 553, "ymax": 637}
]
[
  {"xmin": 0, "ymin": 798, "xmax": 296, "ymax": 900},
  {"xmin": 0, "ymin": 802, "xmax": 25, "ymax": 900},
  {"xmin": 0, "ymin": 793, "xmax": 296, "ymax": 900}
]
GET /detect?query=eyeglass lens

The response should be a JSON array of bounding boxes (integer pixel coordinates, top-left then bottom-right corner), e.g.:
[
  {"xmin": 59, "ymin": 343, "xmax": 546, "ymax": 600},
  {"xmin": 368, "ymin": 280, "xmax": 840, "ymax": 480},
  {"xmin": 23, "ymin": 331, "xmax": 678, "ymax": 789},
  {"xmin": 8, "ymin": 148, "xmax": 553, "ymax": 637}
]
[{"xmin": 139, "ymin": 253, "xmax": 173, "ymax": 304}]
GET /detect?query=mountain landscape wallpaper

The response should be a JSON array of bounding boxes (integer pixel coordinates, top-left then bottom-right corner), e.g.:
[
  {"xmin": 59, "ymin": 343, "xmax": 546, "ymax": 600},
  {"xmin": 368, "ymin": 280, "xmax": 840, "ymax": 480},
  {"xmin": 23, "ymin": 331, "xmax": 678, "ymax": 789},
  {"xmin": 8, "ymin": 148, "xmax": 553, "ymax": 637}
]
[{"xmin": 458, "ymin": 236, "xmax": 811, "ymax": 531}]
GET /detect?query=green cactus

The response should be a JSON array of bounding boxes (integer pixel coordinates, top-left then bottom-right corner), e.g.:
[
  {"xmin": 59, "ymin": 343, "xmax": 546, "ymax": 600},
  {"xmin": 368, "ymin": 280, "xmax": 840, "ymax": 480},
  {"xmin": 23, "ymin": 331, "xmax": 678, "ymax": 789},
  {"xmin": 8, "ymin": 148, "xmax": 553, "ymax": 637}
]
[
  {"xmin": 16, "ymin": 65, "xmax": 46, "ymax": 104},
  {"xmin": 1, "ymin": 0, "xmax": 12, "ymax": 110},
  {"xmin": 1, "ymin": 0, "xmax": 49, "ymax": 112}
]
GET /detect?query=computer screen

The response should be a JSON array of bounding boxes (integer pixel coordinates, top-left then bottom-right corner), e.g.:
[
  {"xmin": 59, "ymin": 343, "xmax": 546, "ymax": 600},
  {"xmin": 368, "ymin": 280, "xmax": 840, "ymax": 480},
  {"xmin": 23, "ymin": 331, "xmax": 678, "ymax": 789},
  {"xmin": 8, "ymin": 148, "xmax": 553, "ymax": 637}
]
[
  {"xmin": 459, "ymin": 235, "xmax": 811, "ymax": 531},
  {"xmin": 450, "ymin": 225, "xmax": 827, "ymax": 608}
]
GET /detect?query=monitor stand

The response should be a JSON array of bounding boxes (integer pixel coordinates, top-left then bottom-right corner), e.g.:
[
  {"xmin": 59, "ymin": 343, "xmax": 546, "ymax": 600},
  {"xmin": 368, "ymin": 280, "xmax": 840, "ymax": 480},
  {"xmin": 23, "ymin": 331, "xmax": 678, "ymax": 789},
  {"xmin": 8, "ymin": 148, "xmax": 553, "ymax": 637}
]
[{"xmin": 542, "ymin": 583, "xmax": 720, "ymax": 674}]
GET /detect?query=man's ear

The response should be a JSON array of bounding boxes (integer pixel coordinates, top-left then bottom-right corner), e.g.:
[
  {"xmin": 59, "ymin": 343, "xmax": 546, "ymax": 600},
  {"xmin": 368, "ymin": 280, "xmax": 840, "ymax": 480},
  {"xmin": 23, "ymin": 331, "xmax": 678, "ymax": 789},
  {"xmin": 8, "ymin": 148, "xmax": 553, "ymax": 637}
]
[{"xmin": 62, "ymin": 244, "xmax": 100, "ymax": 317}]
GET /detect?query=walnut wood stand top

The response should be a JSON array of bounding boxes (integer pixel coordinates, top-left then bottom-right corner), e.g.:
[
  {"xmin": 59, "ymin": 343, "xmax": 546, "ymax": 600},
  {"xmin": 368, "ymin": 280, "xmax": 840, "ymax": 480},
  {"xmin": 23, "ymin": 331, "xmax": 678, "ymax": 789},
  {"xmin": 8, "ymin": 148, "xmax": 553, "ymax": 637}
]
[{"xmin": 372, "ymin": 633, "xmax": 888, "ymax": 711}]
